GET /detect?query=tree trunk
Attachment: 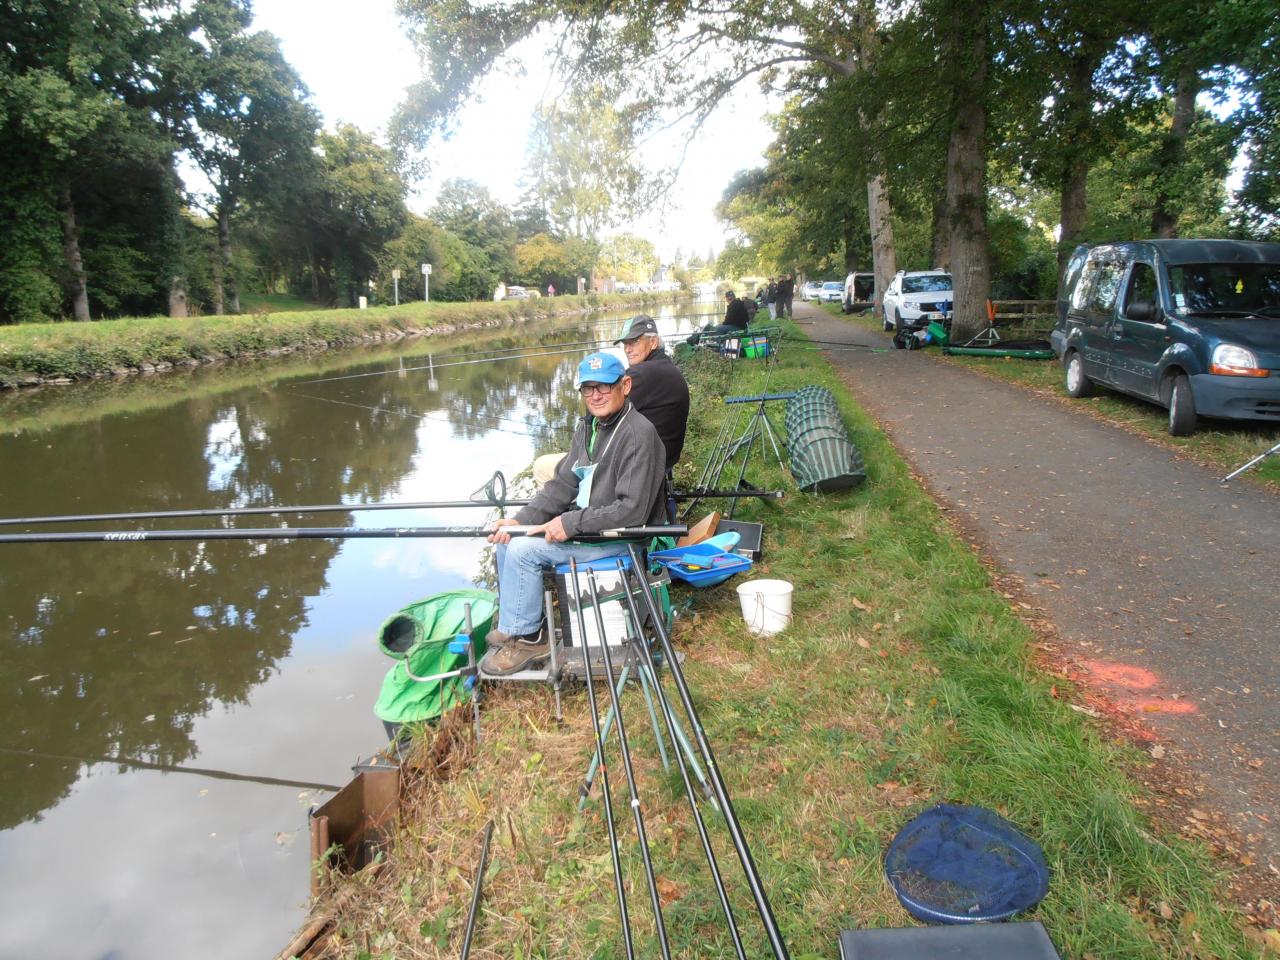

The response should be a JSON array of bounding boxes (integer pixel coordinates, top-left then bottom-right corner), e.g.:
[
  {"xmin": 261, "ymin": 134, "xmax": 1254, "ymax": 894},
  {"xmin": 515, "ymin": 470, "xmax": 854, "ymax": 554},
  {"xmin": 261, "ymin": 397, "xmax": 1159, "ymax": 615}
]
[
  {"xmin": 1150, "ymin": 64, "xmax": 1200, "ymax": 238},
  {"xmin": 58, "ymin": 179, "xmax": 91, "ymax": 322},
  {"xmin": 931, "ymin": 194, "xmax": 951, "ymax": 270},
  {"xmin": 867, "ymin": 174, "xmax": 897, "ymax": 319},
  {"xmin": 944, "ymin": 0, "xmax": 990, "ymax": 341},
  {"xmin": 159, "ymin": 159, "xmax": 189, "ymax": 318},
  {"xmin": 308, "ymin": 243, "xmax": 322, "ymax": 302},
  {"xmin": 1057, "ymin": 52, "xmax": 1101, "ymax": 271},
  {"xmin": 218, "ymin": 202, "xmax": 239, "ymax": 314}
]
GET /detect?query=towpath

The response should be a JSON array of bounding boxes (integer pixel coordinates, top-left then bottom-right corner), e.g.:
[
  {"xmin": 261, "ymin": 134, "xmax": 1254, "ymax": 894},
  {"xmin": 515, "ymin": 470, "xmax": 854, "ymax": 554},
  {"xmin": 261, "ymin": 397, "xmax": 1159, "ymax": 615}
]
[{"xmin": 794, "ymin": 301, "xmax": 1280, "ymax": 885}]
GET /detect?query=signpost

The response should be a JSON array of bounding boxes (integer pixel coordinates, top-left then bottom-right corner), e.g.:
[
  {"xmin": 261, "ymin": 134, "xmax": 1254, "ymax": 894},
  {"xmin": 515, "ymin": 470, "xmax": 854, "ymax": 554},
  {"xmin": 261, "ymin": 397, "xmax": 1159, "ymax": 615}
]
[
  {"xmin": 392, "ymin": 268, "xmax": 401, "ymax": 306},
  {"xmin": 421, "ymin": 262, "xmax": 432, "ymax": 302}
]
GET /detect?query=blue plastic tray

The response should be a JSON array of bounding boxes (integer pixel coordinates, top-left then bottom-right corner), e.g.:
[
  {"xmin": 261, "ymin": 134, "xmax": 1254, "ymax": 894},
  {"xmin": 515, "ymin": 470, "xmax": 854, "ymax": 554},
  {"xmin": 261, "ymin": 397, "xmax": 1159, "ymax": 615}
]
[{"xmin": 649, "ymin": 542, "xmax": 752, "ymax": 587}]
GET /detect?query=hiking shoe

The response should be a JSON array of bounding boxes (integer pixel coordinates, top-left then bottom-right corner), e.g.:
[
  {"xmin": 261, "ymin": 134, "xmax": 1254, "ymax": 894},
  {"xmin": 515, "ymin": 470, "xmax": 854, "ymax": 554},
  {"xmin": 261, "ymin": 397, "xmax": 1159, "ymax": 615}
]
[
  {"xmin": 485, "ymin": 625, "xmax": 542, "ymax": 650},
  {"xmin": 482, "ymin": 638, "xmax": 550, "ymax": 676}
]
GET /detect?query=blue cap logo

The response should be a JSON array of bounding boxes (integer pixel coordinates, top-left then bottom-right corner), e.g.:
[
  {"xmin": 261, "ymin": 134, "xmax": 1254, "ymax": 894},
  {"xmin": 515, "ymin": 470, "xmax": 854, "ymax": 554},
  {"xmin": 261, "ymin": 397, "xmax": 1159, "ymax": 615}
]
[{"xmin": 576, "ymin": 351, "xmax": 626, "ymax": 387}]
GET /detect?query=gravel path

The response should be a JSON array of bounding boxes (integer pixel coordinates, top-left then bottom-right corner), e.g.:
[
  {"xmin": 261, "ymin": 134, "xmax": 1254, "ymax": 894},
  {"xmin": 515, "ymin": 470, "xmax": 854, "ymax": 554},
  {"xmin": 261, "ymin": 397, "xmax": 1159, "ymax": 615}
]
[{"xmin": 796, "ymin": 302, "xmax": 1280, "ymax": 877}]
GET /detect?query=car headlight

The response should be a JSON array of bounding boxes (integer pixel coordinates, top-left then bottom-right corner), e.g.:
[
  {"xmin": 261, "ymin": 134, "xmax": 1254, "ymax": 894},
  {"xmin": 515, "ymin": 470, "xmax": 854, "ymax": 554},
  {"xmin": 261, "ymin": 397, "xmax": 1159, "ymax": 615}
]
[{"xmin": 1210, "ymin": 343, "xmax": 1270, "ymax": 377}]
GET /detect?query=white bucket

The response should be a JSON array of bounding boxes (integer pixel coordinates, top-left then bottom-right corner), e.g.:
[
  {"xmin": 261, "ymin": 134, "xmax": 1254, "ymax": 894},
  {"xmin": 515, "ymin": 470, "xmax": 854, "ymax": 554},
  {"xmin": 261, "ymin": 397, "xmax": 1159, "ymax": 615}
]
[{"xmin": 736, "ymin": 579, "xmax": 794, "ymax": 636}]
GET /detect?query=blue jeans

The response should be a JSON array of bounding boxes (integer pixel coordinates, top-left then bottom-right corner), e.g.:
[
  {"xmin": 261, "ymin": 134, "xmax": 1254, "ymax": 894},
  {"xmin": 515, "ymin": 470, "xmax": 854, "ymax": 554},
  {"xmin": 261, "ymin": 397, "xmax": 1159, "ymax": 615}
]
[{"xmin": 495, "ymin": 537, "xmax": 632, "ymax": 635}]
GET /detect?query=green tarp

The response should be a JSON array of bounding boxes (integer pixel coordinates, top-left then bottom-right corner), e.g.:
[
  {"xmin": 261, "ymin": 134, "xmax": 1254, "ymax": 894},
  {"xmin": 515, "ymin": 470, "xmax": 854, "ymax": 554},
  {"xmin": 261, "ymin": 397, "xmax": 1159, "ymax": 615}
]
[
  {"xmin": 374, "ymin": 589, "xmax": 498, "ymax": 726},
  {"xmin": 784, "ymin": 386, "xmax": 867, "ymax": 493}
]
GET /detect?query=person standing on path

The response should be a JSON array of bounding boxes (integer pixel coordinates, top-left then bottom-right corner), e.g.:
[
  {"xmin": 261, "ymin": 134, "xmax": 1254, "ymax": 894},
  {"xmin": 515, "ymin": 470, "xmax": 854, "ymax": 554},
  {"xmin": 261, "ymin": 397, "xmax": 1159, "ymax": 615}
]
[{"xmin": 777, "ymin": 274, "xmax": 795, "ymax": 318}]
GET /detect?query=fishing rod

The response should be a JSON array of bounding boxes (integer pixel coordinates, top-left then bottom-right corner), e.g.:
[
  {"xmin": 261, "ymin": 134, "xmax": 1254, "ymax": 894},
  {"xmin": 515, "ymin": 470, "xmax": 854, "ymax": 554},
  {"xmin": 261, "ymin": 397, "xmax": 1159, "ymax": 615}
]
[
  {"xmin": 0, "ymin": 745, "xmax": 344, "ymax": 793},
  {"xmin": 612, "ymin": 558, "xmax": 747, "ymax": 959},
  {"xmin": 624, "ymin": 542, "xmax": 791, "ymax": 960},
  {"xmin": 0, "ymin": 490, "xmax": 779, "ymax": 528},
  {"xmin": 585, "ymin": 567, "xmax": 672, "ymax": 960},
  {"xmin": 0, "ymin": 524, "xmax": 688, "ymax": 545},
  {"xmin": 567, "ymin": 559, "xmax": 635, "ymax": 959},
  {"xmin": 289, "ymin": 316, "xmax": 724, "ymax": 388}
]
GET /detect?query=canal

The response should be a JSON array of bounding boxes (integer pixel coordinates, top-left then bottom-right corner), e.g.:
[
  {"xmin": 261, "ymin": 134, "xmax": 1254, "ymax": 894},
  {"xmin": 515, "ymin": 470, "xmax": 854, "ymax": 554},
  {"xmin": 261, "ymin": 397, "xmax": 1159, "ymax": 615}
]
[{"xmin": 0, "ymin": 303, "xmax": 714, "ymax": 958}]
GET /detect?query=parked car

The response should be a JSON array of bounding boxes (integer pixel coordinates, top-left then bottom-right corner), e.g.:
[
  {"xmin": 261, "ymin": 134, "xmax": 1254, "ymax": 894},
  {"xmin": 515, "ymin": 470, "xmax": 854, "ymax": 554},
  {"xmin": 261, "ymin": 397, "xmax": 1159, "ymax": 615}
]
[
  {"xmin": 819, "ymin": 281, "xmax": 844, "ymax": 303},
  {"xmin": 802, "ymin": 280, "xmax": 823, "ymax": 301},
  {"xmin": 504, "ymin": 285, "xmax": 529, "ymax": 300},
  {"xmin": 881, "ymin": 270, "xmax": 953, "ymax": 331},
  {"xmin": 842, "ymin": 272, "xmax": 875, "ymax": 313},
  {"xmin": 1052, "ymin": 239, "xmax": 1280, "ymax": 436}
]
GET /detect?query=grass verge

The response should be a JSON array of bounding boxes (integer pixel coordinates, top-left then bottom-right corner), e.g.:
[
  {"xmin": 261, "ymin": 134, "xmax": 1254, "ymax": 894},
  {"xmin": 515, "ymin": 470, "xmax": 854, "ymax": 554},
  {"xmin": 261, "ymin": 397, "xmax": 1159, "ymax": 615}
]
[
  {"xmin": 303, "ymin": 320, "xmax": 1264, "ymax": 959},
  {"xmin": 0, "ymin": 292, "xmax": 680, "ymax": 386},
  {"xmin": 826, "ymin": 304, "xmax": 1280, "ymax": 489}
]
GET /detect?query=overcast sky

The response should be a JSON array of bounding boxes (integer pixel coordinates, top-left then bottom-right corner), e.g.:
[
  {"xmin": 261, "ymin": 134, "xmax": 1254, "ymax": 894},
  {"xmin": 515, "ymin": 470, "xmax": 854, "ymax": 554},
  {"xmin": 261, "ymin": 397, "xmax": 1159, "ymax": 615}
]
[{"xmin": 249, "ymin": 0, "xmax": 779, "ymax": 261}]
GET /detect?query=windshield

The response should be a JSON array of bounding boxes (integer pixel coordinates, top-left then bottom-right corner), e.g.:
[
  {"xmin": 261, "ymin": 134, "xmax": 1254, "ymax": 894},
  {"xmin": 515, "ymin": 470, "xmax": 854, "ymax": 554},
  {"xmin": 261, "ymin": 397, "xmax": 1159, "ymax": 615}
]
[
  {"xmin": 1168, "ymin": 262, "xmax": 1280, "ymax": 317},
  {"xmin": 902, "ymin": 275, "xmax": 952, "ymax": 294},
  {"xmin": 822, "ymin": 282, "xmax": 841, "ymax": 290}
]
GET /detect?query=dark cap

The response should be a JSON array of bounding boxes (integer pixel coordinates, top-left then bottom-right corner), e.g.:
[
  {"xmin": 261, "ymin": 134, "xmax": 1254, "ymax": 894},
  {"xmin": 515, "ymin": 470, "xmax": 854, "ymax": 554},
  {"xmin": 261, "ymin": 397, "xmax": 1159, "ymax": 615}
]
[{"xmin": 614, "ymin": 315, "xmax": 659, "ymax": 343}]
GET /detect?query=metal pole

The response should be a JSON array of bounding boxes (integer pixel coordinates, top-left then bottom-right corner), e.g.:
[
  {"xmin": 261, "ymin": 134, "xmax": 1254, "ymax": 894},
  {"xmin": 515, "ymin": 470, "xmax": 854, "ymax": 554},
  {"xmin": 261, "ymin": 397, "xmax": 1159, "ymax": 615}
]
[
  {"xmin": 0, "ymin": 524, "xmax": 688, "ymax": 545},
  {"xmin": 585, "ymin": 568, "xmax": 672, "ymax": 960},
  {"xmin": 460, "ymin": 819, "xmax": 494, "ymax": 960},
  {"xmin": 1222, "ymin": 440, "xmax": 1280, "ymax": 482},
  {"xmin": 624, "ymin": 543, "xmax": 791, "ymax": 960},
  {"xmin": 613, "ymin": 558, "xmax": 746, "ymax": 959},
  {"xmin": 567, "ymin": 559, "xmax": 634, "ymax": 959}
]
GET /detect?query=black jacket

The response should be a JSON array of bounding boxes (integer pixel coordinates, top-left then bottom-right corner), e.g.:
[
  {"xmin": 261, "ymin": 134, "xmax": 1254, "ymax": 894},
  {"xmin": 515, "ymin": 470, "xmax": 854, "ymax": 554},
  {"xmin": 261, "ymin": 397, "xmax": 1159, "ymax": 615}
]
[
  {"xmin": 626, "ymin": 348, "xmax": 690, "ymax": 469},
  {"xmin": 724, "ymin": 297, "xmax": 750, "ymax": 330}
]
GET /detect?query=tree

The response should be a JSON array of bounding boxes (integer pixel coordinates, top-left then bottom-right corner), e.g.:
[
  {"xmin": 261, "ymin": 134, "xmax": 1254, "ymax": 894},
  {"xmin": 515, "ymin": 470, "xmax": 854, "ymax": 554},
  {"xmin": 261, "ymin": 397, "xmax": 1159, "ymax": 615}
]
[
  {"xmin": 430, "ymin": 179, "xmax": 517, "ymax": 299},
  {"xmin": 178, "ymin": 0, "xmax": 319, "ymax": 314},
  {"xmin": 523, "ymin": 84, "xmax": 661, "ymax": 242},
  {"xmin": 596, "ymin": 234, "xmax": 659, "ymax": 285},
  {"xmin": 392, "ymin": 0, "xmax": 901, "ymax": 313}
]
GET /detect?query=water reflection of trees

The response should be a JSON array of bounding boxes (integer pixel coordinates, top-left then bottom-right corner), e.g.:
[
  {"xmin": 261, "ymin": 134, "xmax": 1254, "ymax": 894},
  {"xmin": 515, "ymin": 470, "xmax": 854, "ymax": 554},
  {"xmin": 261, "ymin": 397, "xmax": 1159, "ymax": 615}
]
[{"xmin": 0, "ymin": 384, "xmax": 422, "ymax": 829}]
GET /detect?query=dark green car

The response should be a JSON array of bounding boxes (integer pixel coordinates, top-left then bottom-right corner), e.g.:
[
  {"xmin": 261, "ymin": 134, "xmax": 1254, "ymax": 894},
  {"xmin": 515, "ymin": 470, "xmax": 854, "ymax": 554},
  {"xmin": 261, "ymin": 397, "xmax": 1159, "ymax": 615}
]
[{"xmin": 1050, "ymin": 239, "xmax": 1280, "ymax": 435}]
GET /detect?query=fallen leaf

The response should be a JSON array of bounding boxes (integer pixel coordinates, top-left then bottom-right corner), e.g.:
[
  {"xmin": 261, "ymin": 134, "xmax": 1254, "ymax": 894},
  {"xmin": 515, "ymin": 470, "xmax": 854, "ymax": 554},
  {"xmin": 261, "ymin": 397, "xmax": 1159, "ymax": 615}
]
[
  {"xmin": 656, "ymin": 876, "xmax": 683, "ymax": 907},
  {"xmin": 855, "ymin": 636, "xmax": 870, "ymax": 649},
  {"xmin": 850, "ymin": 597, "xmax": 870, "ymax": 612},
  {"xmin": 1150, "ymin": 745, "xmax": 1166, "ymax": 759},
  {"xmin": 148, "ymin": 630, "xmax": 162, "ymax": 636},
  {"xmin": 275, "ymin": 831, "xmax": 291, "ymax": 846},
  {"xmin": 1157, "ymin": 901, "xmax": 1174, "ymax": 920},
  {"xmin": 1260, "ymin": 929, "xmax": 1280, "ymax": 953}
]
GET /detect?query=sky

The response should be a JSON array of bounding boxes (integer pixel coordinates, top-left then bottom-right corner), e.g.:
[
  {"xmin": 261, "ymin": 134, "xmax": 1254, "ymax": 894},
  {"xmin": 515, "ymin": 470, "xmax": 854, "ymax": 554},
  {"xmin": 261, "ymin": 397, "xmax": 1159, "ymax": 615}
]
[{"xmin": 249, "ymin": 0, "xmax": 780, "ymax": 262}]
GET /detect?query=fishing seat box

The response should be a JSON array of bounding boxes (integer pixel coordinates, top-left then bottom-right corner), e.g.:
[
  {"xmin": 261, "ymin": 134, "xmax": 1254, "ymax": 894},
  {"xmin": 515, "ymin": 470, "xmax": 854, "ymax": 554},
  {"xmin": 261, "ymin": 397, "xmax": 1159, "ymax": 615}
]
[{"xmin": 838, "ymin": 921, "xmax": 1061, "ymax": 960}]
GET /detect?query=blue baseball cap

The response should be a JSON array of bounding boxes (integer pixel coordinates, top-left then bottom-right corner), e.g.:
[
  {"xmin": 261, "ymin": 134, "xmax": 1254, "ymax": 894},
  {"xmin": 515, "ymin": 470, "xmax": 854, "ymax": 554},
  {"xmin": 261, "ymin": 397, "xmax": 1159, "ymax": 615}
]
[{"xmin": 576, "ymin": 351, "xmax": 627, "ymax": 388}]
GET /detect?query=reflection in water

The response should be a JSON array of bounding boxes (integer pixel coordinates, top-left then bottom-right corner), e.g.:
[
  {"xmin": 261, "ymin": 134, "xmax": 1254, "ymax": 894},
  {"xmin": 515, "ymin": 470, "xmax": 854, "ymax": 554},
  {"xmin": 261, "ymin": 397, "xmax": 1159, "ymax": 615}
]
[{"xmin": 0, "ymin": 305, "xmax": 711, "ymax": 958}]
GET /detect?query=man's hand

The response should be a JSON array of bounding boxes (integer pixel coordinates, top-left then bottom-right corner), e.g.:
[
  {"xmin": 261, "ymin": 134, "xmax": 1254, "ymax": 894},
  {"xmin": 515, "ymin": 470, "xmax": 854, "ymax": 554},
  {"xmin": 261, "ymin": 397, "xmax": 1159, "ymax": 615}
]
[
  {"xmin": 486, "ymin": 517, "xmax": 520, "ymax": 544},
  {"xmin": 526, "ymin": 515, "xmax": 569, "ymax": 543}
]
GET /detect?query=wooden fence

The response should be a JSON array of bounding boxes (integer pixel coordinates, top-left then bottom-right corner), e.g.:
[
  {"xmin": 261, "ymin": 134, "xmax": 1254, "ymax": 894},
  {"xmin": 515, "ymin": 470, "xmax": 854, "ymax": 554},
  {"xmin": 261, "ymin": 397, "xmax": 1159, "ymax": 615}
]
[{"xmin": 991, "ymin": 300, "xmax": 1056, "ymax": 335}]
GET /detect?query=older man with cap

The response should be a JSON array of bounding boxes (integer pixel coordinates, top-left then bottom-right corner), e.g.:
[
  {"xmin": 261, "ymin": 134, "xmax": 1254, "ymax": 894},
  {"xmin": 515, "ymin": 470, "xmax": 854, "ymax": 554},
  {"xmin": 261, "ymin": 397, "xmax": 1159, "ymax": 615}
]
[
  {"xmin": 482, "ymin": 351, "xmax": 667, "ymax": 675},
  {"xmin": 614, "ymin": 315, "xmax": 690, "ymax": 471}
]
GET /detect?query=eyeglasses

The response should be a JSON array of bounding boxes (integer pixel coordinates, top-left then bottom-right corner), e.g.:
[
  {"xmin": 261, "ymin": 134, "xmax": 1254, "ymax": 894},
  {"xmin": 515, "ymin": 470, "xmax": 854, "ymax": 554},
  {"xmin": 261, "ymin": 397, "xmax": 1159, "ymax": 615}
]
[{"xmin": 578, "ymin": 382, "xmax": 618, "ymax": 397}]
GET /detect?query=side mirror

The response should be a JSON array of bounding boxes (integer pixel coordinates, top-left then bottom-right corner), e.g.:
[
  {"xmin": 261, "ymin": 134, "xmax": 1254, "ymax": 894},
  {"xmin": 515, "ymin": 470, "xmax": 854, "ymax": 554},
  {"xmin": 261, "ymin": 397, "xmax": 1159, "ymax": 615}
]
[{"xmin": 1125, "ymin": 300, "xmax": 1158, "ymax": 323}]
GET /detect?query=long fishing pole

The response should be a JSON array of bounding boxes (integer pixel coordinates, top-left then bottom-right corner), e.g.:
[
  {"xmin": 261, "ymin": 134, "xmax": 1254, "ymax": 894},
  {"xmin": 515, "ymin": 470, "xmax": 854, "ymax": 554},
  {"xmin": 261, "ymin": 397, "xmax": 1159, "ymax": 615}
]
[
  {"xmin": 0, "ymin": 745, "xmax": 343, "ymax": 793},
  {"xmin": 624, "ymin": 543, "xmax": 791, "ymax": 960},
  {"xmin": 612, "ymin": 559, "xmax": 747, "ymax": 959},
  {"xmin": 585, "ymin": 567, "xmax": 672, "ymax": 960},
  {"xmin": 0, "ymin": 493, "xmax": 778, "ymax": 527},
  {"xmin": 567, "ymin": 558, "xmax": 635, "ymax": 959},
  {"xmin": 289, "ymin": 317, "xmax": 723, "ymax": 388},
  {"xmin": 0, "ymin": 524, "xmax": 687, "ymax": 545}
]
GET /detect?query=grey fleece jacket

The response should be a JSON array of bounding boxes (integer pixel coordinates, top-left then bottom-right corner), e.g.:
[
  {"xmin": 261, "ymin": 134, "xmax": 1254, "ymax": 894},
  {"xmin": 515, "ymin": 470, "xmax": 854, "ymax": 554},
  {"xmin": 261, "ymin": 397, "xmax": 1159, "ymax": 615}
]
[{"xmin": 515, "ymin": 401, "xmax": 666, "ymax": 537}]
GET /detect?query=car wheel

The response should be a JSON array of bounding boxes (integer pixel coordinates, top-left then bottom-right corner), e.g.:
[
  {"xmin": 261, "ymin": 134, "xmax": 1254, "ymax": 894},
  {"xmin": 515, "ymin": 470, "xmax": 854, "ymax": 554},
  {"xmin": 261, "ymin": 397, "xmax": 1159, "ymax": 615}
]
[
  {"xmin": 893, "ymin": 308, "xmax": 906, "ymax": 333},
  {"xmin": 1064, "ymin": 351, "xmax": 1093, "ymax": 398},
  {"xmin": 1167, "ymin": 372, "xmax": 1197, "ymax": 436}
]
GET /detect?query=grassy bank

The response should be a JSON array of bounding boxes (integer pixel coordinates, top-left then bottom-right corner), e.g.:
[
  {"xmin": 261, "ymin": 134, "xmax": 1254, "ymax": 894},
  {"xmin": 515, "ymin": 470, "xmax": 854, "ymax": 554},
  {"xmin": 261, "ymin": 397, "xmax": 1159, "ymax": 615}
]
[
  {"xmin": 0, "ymin": 293, "xmax": 680, "ymax": 387},
  {"xmin": 828, "ymin": 304, "xmax": 1280, "ymax": 488},
  {"xmin": 302, "ymin": 322, "xmax": 1262, "ymax": 959}
]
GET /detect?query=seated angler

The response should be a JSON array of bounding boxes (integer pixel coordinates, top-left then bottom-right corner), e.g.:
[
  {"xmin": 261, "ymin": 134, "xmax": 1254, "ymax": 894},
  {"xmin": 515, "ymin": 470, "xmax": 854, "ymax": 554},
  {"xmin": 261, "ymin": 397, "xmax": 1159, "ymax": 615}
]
[
  {"xmin": 482, "ymin": 352, "xmax": 667, "ymax": 676},
  {"xmin": 614, "ymin": 315, "xmax": 690, "ymax": 473},
  {"xmin": 687, "ymin": 289, "xmax": 751, "ymax": 346}
]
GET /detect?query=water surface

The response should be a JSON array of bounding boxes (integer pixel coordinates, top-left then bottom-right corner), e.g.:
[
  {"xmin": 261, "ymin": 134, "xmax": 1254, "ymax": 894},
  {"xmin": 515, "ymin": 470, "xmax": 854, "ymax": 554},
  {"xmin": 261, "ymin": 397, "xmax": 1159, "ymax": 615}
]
[{"xmin": 0, "ymin": 304, "xmax": 713, "ymax": 958}]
